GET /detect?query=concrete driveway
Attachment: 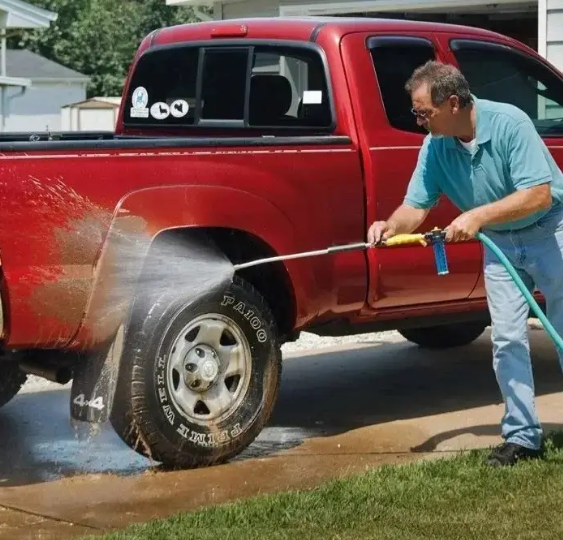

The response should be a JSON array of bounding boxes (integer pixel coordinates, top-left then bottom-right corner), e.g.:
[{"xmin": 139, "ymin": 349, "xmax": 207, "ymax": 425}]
[{"xmin": 1, "ymin": 326, "xmax": 562, "ymax": 539}]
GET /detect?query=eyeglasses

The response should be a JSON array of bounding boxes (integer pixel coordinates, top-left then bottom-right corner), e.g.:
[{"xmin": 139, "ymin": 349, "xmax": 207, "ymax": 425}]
[{"xmin": 411, "ymin": 108, "xmax": 431, "ymax": 119}]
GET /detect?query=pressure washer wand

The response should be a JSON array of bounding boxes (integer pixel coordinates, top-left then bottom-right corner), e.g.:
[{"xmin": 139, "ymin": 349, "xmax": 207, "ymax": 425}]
[
  {"xmin": 233, "ymin": 228, "xmax": 450, "ymax": 276},
  {"xmin": 233, "ymin": 242, "xmax": 372, "ymax": 271}
]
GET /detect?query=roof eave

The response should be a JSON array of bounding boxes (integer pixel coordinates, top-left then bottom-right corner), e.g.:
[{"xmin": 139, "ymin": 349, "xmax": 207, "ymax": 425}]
[
  {"xmin": 29, "ymin": 77, "xmax": 90, "ymax": 84},
  {"xmin": 165, "ymin": 0, "xmax": 214, "ymax": 5},
  {"xmin": 0, "ymin": 0, "xmax": 57, "ymax": 29},
  {"xmin": 0, "ymin": 74, "xmax": 31, "ymax": 86}
]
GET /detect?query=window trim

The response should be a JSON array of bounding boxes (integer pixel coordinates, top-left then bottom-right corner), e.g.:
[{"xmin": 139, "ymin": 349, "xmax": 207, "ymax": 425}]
[
  {"xmin": 367, "ymin": 35, "xmax": 436, "ymax": 51},
  {"xmin": 195, "ymin": 45, "xmax": 252, "ymax": 128},
  {"xmin": 123, "ymin": 39, "xmax": 337, "ymax": 133},
  {"xmin": 366, "ymin": 34, "xmax": 438, "ymax": 135}
]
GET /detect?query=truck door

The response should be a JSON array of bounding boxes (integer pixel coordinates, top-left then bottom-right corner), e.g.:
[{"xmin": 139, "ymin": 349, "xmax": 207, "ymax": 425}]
[
  {"xmin": 437, "ymin": 33, "xmax": 563, "ymax": 300},
  {"xmin": 340, "ymin": 33, "xmax": 482, "ymax": 309}
]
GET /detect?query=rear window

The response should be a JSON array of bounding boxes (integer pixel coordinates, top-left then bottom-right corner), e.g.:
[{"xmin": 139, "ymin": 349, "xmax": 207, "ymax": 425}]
[{"xmin": 124, "ymin": 43, "xmax": 334, "ymax": 132}]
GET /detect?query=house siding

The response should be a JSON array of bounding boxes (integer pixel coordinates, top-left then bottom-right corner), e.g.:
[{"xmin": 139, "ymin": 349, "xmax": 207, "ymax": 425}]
[
  {"xmin": 546, "ymin": 0, "xmax": 563, "ymax": 71},
  {"xmin": 222, "ymin": 0, "xmax": 279, "ymax": 18},
  {"xmin": 1, "ymin": 81, "xmax": 86, "ymax": 132}
]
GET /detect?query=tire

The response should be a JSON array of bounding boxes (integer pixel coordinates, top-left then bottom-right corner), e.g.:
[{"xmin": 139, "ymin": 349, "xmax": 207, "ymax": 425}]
[
  {"xmin": 110, "ymin": 276, "xmax": 282, "ymax": 469},
  {"xmin": 0, "ymin": 357, "xmax": 27, "ymax": 407},
  {"xmin": 399, "ymin": 321, "xmax": 487, "ymax": 349}
]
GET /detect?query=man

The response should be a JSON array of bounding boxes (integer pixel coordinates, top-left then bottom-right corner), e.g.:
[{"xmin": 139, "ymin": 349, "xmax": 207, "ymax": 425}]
[{"xmin": 368, "ymin": 60, "xmax": 563, "ymax": 467}]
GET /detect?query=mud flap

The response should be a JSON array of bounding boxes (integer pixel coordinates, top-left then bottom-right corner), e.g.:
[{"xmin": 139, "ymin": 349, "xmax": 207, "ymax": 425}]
[{"xmin": 70, "ymin": 325, "xmax": 124, "ymax": 423}]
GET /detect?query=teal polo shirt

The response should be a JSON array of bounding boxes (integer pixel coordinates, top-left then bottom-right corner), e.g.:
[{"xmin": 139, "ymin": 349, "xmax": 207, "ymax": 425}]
[{"xmin": 404, "ymin": 96, "xmax": 563, "ymax": 231}]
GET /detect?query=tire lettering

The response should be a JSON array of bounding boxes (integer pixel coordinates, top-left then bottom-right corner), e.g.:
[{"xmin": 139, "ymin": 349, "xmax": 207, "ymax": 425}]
[
  {"xmin": 206, "ymin": 430, "xmax": 230, "ymax": 447},
  {"xmin": 250, "ymin": 317, "xmax": 261, "ymax": 330},
  {"xmin": 234, "ymin": 301, "xmax": 246, "ymax": 315},
  {"xmin": 158, "ymin": 387, "xmax": 167, "ymax": 404},
  {"xmin": 157, "ymin": 374, "xmax": 164, "ymax": 387},
  {"xmin": 177, "ymin": 423, "xmax": 190, "ymax": 439},
  {"xmin": 244, "ymin": 309, "xmax": 254, "ymax": 320},
  {"xmin": 189, "ymin": 431, "xmax": 206, "ymax": 445},
  {"xmin": 163, "ymin": 405, "xmax": 175, "ymax": 425},
  {"xmin": 157, "ymin": 356, "xmax": 165, "ymax": 369},
  {"xmin": 221, "ymin": 295, "xmax": 235, "ymax": 307},
  {"xmin": 230, "ymin": 423, "xmax": 243, "ymax": 438},
  {"xmin": 257, "ymin": 329, "xmax": 267, "ymax": 343}
]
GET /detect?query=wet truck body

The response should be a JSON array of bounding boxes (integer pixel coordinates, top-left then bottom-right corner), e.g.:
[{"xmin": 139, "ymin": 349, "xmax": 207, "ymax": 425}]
[{"xmin": 0, "ymin": 17, "xmax": 562, "ymax": 467}]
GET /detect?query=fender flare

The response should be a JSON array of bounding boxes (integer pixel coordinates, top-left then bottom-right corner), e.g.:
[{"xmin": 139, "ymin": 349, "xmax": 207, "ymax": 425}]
[{"xmin": 69, "ymin": 184, "xmax": 316, "ymax": 349}]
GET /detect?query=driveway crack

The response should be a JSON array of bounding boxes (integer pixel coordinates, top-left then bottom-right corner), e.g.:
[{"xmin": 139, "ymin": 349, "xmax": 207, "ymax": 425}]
[{"xmin": 0, "ymin": 503, "xmax": 101, "ymax": 531}]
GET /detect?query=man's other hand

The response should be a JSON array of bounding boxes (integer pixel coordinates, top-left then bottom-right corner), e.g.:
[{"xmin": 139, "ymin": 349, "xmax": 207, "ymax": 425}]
[{"xmin": 445, "ymin": 210, "xmax": 483, "ymax": 242}]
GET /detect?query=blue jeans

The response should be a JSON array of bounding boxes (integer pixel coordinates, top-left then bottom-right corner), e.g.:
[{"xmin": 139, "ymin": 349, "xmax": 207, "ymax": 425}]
[{"xmin": 483, "ymin": 204, "xmax": 563, "ymax": 450}]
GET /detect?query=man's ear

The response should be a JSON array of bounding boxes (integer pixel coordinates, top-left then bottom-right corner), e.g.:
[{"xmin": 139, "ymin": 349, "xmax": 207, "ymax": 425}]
[{"xmin": 450, "ymin": 95, "xmax": 461, "ymax": 114}]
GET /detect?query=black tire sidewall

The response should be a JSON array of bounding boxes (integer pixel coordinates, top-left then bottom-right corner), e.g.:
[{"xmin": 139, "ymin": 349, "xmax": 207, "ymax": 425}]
[
  {"xmin": 127, "ymin": 278, "xmax": 280, "ymax": 463},
  {"xmin": 0, "ymin": 359, "xmax": 27, "ymax": 408}
]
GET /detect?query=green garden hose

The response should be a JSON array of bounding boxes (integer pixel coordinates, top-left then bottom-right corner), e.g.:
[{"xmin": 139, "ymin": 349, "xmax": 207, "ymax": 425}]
[{"xmin": 476, "ymin": 231, "xmax": 563, "ymax": 351}]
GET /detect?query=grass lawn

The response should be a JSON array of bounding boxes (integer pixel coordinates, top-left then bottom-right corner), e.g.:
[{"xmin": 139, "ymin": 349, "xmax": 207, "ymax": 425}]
[{"xmin": 87, "ymin": 433, "xmax": 563, "ymax": 540}]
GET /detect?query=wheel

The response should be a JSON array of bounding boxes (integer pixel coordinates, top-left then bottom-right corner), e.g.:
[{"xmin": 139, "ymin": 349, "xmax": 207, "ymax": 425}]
[
  {"xmin": 399, "ymin": 321, "xmax": 487, "ymax": 349},
  {"xmin": 110, "ymin": 276, "xmax": 282, "ymax": 469},
  {"xmin": 0, "ymin": 356, "xmax": 27, "ymax": 407}
]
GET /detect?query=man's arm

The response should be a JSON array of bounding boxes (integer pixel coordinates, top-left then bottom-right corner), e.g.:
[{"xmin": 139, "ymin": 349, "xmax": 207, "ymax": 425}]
[
  {"xmin": 446, "ymin": 185, "xmax": 550, "ymax": 242},
  {"xmin": 472, "ymin": 184, "xmax": 551, "ymax": 228},
  {"xmin": 388, "ymin": 204, "xmax": 430, "ymax": 234}
]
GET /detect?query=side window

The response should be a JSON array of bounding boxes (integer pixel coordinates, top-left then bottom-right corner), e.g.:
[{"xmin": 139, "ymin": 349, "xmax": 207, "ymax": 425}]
[
  {"xmin": 368, "ymin": 37, "xmax": 437, "ymax": 134},
  {"xmin": 451, "ymin": 39, "xmax": 563, "ymax": 136},
  {"xmin": 124, "ymin": 43, "xmax": 333, "ymax": 132}
]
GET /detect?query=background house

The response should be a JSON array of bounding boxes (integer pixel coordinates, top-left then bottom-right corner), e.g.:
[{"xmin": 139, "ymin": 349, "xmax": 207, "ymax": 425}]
[
  {"xmin": 3, "ymin": 49, "xmax": 89, "ymax": 132},
  {"xmin": 166, "ymin": 0, "xmax": 562, "ymax": 72}
]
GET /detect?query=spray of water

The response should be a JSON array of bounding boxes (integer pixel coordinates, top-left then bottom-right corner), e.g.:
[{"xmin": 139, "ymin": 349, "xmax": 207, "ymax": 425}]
[
  {"xmin": 83, "ymin": 224, "xmax": 238, "ymax": 346},
  {"xmin": 6, "ymin": 175, "xmax": 239, "ymax": 348},
  {"xmin": 134, "ymin": 232, "xmax": 237, "ymax": 302}
]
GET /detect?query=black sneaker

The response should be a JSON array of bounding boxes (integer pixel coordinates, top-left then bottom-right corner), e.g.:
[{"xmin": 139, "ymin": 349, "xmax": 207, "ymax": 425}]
[{"xmin": 486, "ymin": 442, "xmax": 542, "ymax": 467}]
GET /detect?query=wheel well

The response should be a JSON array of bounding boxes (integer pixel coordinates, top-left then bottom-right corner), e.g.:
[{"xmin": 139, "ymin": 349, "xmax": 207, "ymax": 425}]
[{"xmin": 147, "ymin": 227, "xmax": 296, "ymax": 340}]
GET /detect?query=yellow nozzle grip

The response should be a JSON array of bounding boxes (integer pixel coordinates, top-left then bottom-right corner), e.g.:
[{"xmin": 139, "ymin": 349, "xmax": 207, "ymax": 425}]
[{"xmin": 383, "ymin": 234, "xmax": 427, "ymax": 247}]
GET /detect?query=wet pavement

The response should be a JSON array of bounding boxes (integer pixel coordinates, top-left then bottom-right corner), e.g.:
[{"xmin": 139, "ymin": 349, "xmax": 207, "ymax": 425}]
[{"xmin": 1, "ymin": 327, "xmax": 563, "ymax": 539}]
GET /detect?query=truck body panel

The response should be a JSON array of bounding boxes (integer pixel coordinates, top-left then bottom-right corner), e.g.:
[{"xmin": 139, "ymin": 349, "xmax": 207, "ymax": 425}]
[{"xmin": 0, "ymin": 136, "xmax": 365, "ymax": 348}]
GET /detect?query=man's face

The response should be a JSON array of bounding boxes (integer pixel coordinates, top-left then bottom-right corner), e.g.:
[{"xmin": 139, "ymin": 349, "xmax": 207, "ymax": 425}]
[{"xmin": 411, "ymin": 83, "xmax": 460, "ymax": 138}]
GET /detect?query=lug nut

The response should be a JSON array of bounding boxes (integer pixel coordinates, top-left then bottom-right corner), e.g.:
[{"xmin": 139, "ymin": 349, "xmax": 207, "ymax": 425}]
[
  {"xmin": 186, "ymin": 363, "xmax": 197, "ymax": 373},
  {"xmin": 195, "ymin": 348, "xmax": 204, "ymax": 358}
]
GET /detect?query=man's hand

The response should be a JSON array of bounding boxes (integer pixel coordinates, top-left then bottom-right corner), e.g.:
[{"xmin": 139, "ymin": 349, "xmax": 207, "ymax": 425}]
[
  {"xmin": 367, "ymin": 221, "xmax": 396, "ymax": 245},
  {"xmin": 445, "ymin": 210, "xmax": 484, "ymax": 242},
  {"xmin": 367, "ymin": 205, "xmax": 429, "ymax": 245}
]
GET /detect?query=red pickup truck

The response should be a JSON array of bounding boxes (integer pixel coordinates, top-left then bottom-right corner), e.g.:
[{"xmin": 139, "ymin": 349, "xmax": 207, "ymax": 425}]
[{"xmin": 0, "ymin": 16, "xmax": 561, "ymax": 468}]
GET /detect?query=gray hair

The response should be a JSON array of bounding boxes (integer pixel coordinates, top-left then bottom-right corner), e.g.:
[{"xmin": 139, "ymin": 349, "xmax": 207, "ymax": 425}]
[{"xmin": 405, "ymin": 60, "xmax": 472, "ymax": 108}]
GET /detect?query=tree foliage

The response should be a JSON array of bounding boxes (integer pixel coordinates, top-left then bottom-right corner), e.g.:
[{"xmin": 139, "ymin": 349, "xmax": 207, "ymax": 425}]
[{"xmin": 8, "ymin": 0, "xmax": 205, "ymax": 97}]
